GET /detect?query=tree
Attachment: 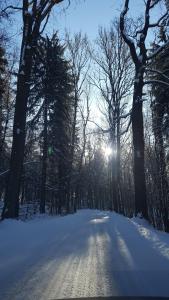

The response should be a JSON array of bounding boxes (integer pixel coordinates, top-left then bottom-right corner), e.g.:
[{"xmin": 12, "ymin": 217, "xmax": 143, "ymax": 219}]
[
  {"xmin": 26, "ymin": 33, "xmax": 74, "ymax": 214},
  {"xmin": 2, "ymin": 0, "xmax": 64, "ymax": 219},
  {"xmin": 120, "ymin": 0, "xmax": 169, "ymax": 219},
  {"xmin": 150, "ymin": 42, "xmax": 169, "ymax": 231},
  {"xmin": 74, "ymin": 86, "xmax": 90, "ymax": 209},
  {"xmin": 47, "ymin": 38, "xmax": 73, "ymax": 214},
  {"xmin": 90, "ymin": 22, "xmax": 133, "ymax": 213},
  {"xmin": 65, "ymin": 32, "xmax": 90, "ymax": 209},
  {"xmin": 0, "ymin": 45, "xmax": 7, "ymax": 157}
]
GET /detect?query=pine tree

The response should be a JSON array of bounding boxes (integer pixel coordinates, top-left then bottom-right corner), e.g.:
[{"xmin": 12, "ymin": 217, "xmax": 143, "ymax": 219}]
[
  {"xmin": 28, "ymin": 34, "xmax": 73, "ymax": 214},
  {"xmin": 151, "ymin": 42, "xmax": 169, "ymax": 232},
  {"xmin": 47, "ymin": 36, "xmax": 73, "ymax": 214}
]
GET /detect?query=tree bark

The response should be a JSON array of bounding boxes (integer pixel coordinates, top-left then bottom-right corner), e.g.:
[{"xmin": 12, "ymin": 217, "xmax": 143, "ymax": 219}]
[
  {"xmin": 132, "ymin": 71, "xmax": 148, "ymax": 219},
  {"xmin": 2, "ymin": 17, "xmax": 33, "ymax": 219},
  {"xmin": 152, "ymin": 102, "xmax": 169, "ymax": 231},
  {"xmin": 40, "ymin": 98, "xmax": 48, "ymax": 214}
]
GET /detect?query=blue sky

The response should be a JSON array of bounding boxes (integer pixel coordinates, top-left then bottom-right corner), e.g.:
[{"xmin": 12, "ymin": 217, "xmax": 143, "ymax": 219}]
[
  {"xmin": 42, "ymin": 0, "xmax": 163, "ymax": 44},
  {"xmin": 46, "ymin": 0, "xmax": 146, "ymax": 39},
  {"xmin": 50, "ymin": 0, "xmax": 119, "ymax": 39},
  {"xmin": 7, "ymin": 0, "xmax": 163, "ymax": 48},
  {"xmin": 8, "ymin": 0, "xmax": 122, "ymax": 47}
]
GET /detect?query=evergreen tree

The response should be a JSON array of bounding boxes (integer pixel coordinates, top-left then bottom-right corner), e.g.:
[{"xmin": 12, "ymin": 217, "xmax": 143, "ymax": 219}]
[
  {"xmin": 150, "ymin": 42, "xmax": 169, "ymax": 231},
  {"xmin": 47, "ymin": 36, "xmax": 73, "ymax": 214},
  {"xmin": 28, "ymin": 33, "xmax": 73, "ymax": 214}
]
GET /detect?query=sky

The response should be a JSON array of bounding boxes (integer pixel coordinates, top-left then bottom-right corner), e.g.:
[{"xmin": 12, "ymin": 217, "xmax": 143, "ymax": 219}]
[
  {"xmin": 6, "ymin": 0, "xmax": 163, "ymax": 52},
  {"xmin": 46, "ymin": 0, "xmax": 163, "ymax": 40},
  {"xmin": 6, "ymin": 0, "xmax": 124, "ymax": 49},
  {"xmin": 48, "ymin": 0, "xmax": 119, "ymax": 39},
  {"xmin": 47, "ymin": 0, "xmax": 144, "ymax": 40}
]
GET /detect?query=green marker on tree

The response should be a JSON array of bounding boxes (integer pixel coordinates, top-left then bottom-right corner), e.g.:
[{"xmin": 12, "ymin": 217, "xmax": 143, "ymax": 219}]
[{"xmin": 48, "ymin": 146, "xmax": 53, "ymax": 156}]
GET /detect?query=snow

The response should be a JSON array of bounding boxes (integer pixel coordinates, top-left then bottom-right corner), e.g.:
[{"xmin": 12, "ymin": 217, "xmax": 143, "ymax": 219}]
[{"xmin": 0, "ymin": 209, "xmax": 169, "ymax": 299}]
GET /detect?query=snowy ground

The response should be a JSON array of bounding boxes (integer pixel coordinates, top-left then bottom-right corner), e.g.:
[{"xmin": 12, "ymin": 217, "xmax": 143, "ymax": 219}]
[{"xmin": 0, "ymin": 209, "xmax": 169, "ymax": 299}]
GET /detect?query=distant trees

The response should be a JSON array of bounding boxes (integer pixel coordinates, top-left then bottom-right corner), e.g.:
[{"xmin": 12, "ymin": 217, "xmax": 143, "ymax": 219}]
[
  {"xmin": 90, "ymin": 21, "xmax": 133, "ymax": 213},
  {"xmin": 0, "ymin": 45, "xmax": 7, "ymax": 158},
  {"xmin": 74, "ymin": 86, "xmax": 90, "ymax": 209},
  {"xmin": 0, "ymin": 43, "xmax": 14, "ymax": 201},
  {"xmin": 65, "ymin": 32, "xmax": 90, "ymax": 210},
  {"xmin": 0, "ymin": 45, "xmax": 8, "ymax": 200}
]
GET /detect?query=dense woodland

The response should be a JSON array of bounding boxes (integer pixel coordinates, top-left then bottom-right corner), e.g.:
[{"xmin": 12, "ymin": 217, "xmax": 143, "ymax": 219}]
[{"xmin": 0, "ymin": 0, "xmax": 169, "ymax": 232}]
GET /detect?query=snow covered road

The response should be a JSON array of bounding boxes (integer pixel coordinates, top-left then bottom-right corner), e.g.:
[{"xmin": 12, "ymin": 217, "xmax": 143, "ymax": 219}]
[{"xmin": 0, "ymin": 209, "xmax": 169, "ymax": 299}]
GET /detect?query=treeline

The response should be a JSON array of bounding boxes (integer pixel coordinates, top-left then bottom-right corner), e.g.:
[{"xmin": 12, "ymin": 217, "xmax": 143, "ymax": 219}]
[{"xmin": 0, "ymin": 1, "xmax": 169, "ymax": 232}]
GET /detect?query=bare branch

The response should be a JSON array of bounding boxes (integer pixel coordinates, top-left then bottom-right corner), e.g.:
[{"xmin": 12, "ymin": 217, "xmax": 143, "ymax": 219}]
[
  {"xmin": 120, "ymin": 0, "xmax": 139, "ymax": 66},
  {"xmin": 146, "ymin": 68, "xmax": 169, "ymax": 82},
  {"xmin": 144, "ymin": 79, "xmax": 169, "ymax": 87}
]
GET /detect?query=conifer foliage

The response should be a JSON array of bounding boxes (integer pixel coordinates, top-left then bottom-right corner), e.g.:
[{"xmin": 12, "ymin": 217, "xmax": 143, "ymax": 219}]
[{"xmin": 27, "ymin": 33, "xmax": 73, "ymax": 214}]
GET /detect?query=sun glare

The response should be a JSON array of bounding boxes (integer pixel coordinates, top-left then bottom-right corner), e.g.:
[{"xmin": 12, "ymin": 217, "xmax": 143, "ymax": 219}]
[{"xmin": 103, "ymin": 146, "xmax": 113, "ymax": 158}]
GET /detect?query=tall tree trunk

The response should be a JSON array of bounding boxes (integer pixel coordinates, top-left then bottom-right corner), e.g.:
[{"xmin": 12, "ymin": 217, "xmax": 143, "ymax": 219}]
[
  {"xmin": 111, "ymin": 155, "xmax": 118, "ymax": 212},
  {"xmin": 0, "ymin": 95, "xmax": 2, "ymax": 156},
  {"xmin": 132, "ymin": 71, "xmax": 148, "ymax": 219},
  {"xmin": 2, "ymin": 17, "xmax": 33, "ymax": 219},
  {"xmin": 40, "ymin": 98, "xmax": 48, "ymax": 214},
  {"xmin": 68, "ymin": 90, "xmax": 78, "ymax": 212},
  {"xmin": 152, "ymin": 102, "xmax": 169, "ymax": 232},
  {"xmin": 58, "ymin": 162, "xmax": 64, "ymax": 214},
  {"xmin": 0, "ymin": 82, "xmax": 11, "ymax": 159},
  {"xmin": 71, "ymin": 91, "xmax": 78, "ymax": 163},
  {"xmin": 110, "ymin": 129, "xmax": 118, "ymax": 212},
  {"xmin": 116, "ymin": 118, "xmax": 123, "ymax": 213}
]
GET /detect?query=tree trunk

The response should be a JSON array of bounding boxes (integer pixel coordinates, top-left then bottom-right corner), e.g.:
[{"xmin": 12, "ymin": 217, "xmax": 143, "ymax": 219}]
[
  {"xmin": 111, "ymin": 155, "xmax": 118, "ymax": 212},
  {"xmin": 152, "ymin": 102, "xmax": 169, "ymax": 232},
  {"xmin": 116, "ymin": 108, "xmax": 123, "ymax": 213},
  {"xmin": 132, "ymin": 71, "xmax": 148, "ymax": 219},
  {"xmin": 0, "ymin": 95, "xmax": 3, "ymax": 156},
  {"xmin": 68, "ymin": 91, "xmax": 78, "ymax": 210},
  {"xmin": 40, "ymin": 98, "xmax": 48, "ymax": 214},
  {"xmin": 2, "ymin": 18, "xmax": 33, "ymax": 219}
]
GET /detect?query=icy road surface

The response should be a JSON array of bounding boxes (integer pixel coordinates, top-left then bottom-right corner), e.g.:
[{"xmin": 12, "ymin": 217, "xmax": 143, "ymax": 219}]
[{"xmin": 0, "ymin": 210, "xmax": 169, "ymax": 299}]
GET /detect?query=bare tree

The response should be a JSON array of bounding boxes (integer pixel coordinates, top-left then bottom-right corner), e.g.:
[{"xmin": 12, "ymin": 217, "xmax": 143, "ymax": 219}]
[
  {"xmin": 74, "ymin": 86, "xmax": 90, "ymax": 210},
  {"xmin": 65, "ymin": 32, "xmax": 90, "ymax": 166},
  {"xmin": 90, "ymin": 21, "xmax": 133, "ymax": 213},
  {"xmin": 65, "ymin": 31, "xmax": 90, "ymax": 209},
  {"xmin": 120, "ymin": 0, "xmax": 169, "ymax": 220}
]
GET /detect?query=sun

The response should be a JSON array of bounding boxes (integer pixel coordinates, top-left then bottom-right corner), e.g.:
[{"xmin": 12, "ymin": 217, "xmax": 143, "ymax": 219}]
[{"xmin": 103, "ymin": 146, "xmax": 113, "ymax": 158}]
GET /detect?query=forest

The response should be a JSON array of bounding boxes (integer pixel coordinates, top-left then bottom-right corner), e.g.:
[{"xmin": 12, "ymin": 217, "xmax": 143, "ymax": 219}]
[{"xmin": 0, "ymin": 0, "xmax": 169, "ymax": 233}]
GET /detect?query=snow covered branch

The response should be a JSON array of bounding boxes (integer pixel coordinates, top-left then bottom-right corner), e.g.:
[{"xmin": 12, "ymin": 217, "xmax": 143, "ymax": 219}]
[
  {"xmin": 144, "ymin": 80, "xmax": 169, "ymax": 87},
  {"xmin": 120, "ymin": 0, "xmax": 139, "ymax": 66}
]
